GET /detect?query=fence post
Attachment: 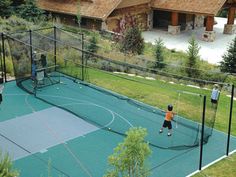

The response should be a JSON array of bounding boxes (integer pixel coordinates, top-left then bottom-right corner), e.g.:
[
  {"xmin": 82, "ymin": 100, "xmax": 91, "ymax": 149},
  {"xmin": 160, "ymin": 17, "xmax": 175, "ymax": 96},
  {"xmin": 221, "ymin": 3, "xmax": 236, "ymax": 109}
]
[
  {"xmin": 199, "ymin": 95, "xmax": 206, "ymax": 170},
  {"xmin": 54, "ymin": 26, "xmax": 57, "ymax": 70},
  {"xmin": 0, "ymin": 33, "xmax": 4, "ymax": 81},
  {"xmin": 81, "ymin": 33, "xmax": 84, "ymax": 81},
  {"xmin": 226, "ymin": 84, "xmax": 234, "ymax": 156},
  {"xmin": 1, "ymin": 33, "xmax": 7, "ymax": 82},
  {"xmin": 29, "ymin": 30, "xmax": 33, "ymax": 75}
]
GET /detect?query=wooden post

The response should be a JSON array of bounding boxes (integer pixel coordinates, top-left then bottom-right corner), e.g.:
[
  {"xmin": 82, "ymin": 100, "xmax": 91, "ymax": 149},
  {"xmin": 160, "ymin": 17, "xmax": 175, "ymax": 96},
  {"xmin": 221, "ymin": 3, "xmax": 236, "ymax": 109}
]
[
  {"xmin": 205, "ymin": 16, "xmax": 214, "ymax": 31},
  {"xmin": 172, "ymin": 12, "xmax": 179, "ymax": 26},
  {"xmin": 223, "ymin": 7, "xmax": 236, "ymax": 34},
  {"xmin": 168, "ymin": 11, "xmax": 180, "ymax": 35},
  {"xmin": 227, "ymin": 7, "xmax": 236, "ymax": 25}
]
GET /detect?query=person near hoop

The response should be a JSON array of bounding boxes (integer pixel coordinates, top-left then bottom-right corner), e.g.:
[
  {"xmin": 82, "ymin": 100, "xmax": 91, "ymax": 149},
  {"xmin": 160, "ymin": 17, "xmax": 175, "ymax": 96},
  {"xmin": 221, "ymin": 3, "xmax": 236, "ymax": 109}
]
[
  {"xmin": 31, "ymin": 51, "xmax": 37, "ymax": 80},
  {"xmin": 159, "ymin": 104, "xmax": 175, "ymax": 136},
  {"xmin": 211, "ymin": 84, "xmax": 220, "ymax": 107}
]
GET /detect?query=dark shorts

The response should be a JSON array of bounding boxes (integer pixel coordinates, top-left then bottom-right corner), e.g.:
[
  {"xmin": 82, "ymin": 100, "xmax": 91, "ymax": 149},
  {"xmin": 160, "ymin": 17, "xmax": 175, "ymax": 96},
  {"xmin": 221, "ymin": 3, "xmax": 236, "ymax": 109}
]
[
  {"xmin": 211, "ymin": 99, "xmax": 217, "ymax": 104},
  {"xmin": 163, "ymin": 120, "xmax": 172, "ymax": 129},
  {"xmin": 0, "ymin": 94, "xmax": 2, "ymax": 103}
]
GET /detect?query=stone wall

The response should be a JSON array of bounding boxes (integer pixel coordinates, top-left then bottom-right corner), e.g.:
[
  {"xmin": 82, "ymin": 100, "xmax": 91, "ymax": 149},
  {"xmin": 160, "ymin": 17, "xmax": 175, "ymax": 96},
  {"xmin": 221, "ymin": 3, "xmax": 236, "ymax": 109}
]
[
  {"xmin": 194, "ymin": 15, "xmax": 205, "ymax": 28},
  {"xmin": 107, "ymin": 3, "xmax": 151, "ymax": 31}
]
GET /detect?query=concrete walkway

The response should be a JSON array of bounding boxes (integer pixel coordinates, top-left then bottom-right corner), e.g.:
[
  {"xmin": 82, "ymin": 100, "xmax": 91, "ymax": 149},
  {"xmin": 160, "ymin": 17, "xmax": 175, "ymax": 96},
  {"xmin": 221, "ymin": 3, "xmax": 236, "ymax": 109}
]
[{"xmin": 143, "ymin": 17, "xmax": 236, "ymax": 65}]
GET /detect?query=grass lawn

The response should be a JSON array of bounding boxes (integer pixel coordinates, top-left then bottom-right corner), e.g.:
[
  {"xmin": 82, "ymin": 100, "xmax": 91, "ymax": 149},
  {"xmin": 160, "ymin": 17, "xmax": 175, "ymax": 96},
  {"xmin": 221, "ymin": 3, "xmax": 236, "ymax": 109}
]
[
  {"xmin": 84, "ymin": 69, "xmax": 236, "ymax": 134},
  {"xmin": 193, "ymin": 153, "xmax": 236, "ymax": 177}
]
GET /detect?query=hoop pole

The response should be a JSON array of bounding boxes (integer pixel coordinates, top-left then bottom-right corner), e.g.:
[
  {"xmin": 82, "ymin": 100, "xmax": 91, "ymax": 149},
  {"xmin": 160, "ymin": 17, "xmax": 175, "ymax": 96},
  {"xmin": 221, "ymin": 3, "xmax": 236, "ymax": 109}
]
[
  {"xmin": 226, "ymin": 84, "xmax": 234, "ymax": 156},
  {"xmin": 175, "ymin": 92, "xmax": 181, "ymax": 128},
  {"xmin": 54, "ymin": 26, "xmax": 57, "ymax": 70},
  {"xmin": 81, "ymin": 33, "xmax": 84, "ymax": 81},
  {"xmin": 1, "ymin": 33, "xmax": 7, "ymax": 82},
  {"xmin": 199, "ymin": 95, "xmax": 206, "ymax": 170},
  {"xmin": 29, "ymin": 30, "xmax": 33, "ymax": 76},
  {"xmin": 0, "ymin": 34, "xmax": 3, "ymax": 80}
]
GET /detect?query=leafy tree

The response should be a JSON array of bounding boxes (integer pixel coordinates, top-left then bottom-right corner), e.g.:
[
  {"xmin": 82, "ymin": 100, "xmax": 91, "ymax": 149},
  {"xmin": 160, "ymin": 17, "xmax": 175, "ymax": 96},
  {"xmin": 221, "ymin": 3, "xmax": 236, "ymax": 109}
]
[
  {"xmin": 0, "ymin": 151, "xmax": 19, "ymax": 177},
  {"xmin": 185, "ymin": 36, "xmax": 200, "ymax": 78},
  {"xmin": 220, "ymin": 36, "xmax": 236, "ymax": 73},
  {"xmin": 0, "ymin": 0, "xmax": 13, "ymax": 18},
  {"xmin": 121, "ymin": 26, "xmax": 144, "ymax": 55},
  {"xmin": 153, "ymin": 38, "xmax": 166, "ymax": 69},
  {"xmin": 17, "ymin": 0, "xmax": 45, "ymax": 23},
  {"xmin": 104, "ymin": 127, "xmax": 151, "ymax": 177},
  {"xmin": 113, "ymin": 14, "xmax": 137, "ymax": 41},
  {"xmin": 113, "ymin": 14, "xmax": 144, "ymax": 55}
]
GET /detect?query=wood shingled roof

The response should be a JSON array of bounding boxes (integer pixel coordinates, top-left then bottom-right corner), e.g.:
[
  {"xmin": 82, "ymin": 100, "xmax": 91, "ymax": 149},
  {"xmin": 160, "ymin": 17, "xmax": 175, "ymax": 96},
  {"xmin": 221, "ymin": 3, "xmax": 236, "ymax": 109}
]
[
  {"xmin": 117, "ymin": 0, "xmax": 150, "ymax": 9},
  {"xmin": 38, "ymin": 0, "xmax": 229, "ymax": 20},
  {"xmin": 38, "ymin": 0, "xmax": 122, "ymax": 20},
  {"xmin": 151, "ymin": 0, "xmax": 228, "ymax": 15}
]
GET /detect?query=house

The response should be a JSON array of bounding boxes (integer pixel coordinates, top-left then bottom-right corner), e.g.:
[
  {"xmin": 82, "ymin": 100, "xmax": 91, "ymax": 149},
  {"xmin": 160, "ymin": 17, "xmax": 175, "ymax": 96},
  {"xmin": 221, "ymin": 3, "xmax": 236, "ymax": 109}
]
[{"xmin": 38, "ymin": 0, "xmax": 236, "ymax": 41}]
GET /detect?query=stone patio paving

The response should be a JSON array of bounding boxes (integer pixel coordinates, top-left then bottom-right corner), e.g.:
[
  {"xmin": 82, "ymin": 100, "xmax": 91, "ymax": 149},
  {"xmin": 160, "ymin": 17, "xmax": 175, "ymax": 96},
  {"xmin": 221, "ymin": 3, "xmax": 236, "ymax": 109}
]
[{"xmin": 143, "ymin": 17, "xmax": 236, "ymax": 65}]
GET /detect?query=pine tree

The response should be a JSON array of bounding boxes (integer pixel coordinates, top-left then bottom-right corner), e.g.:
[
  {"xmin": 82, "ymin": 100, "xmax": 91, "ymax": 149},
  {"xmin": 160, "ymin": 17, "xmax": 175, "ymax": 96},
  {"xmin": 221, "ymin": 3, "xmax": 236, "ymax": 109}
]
[
  {"xmin": 0, "ymin": 0, "xmax": 13, "ymax": 18},
  {"xmin": 104, "ymin": 127, "xmax": 151, "ymax": 177},
  {"xmin": 17, "ymin": 0, "xmax": 45, "ymax": 23},
  {"xmin": 220, "ymin": 36, "xmax": 236, "ymax": 73},
  {"xmin": 153, "ymin": 38, "xmax": 166, "ymax": 69},
  {"xmin": 85, "ymin": 34, "xmax": 99, "ymax": 61},
  {"xmin": 186, "ymin": 36, "xmax": 200, "ymax": 78},
  {"xmin": 87, "ymin": 35, "xmax": 99, "ymax": 54}
]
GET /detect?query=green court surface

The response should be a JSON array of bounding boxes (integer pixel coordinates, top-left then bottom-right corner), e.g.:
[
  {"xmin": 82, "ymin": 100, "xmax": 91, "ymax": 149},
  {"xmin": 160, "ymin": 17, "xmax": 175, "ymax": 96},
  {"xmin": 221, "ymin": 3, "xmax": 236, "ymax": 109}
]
[{"xmin": 0, "ymin": 79, "xmax": 236, "ymax": 177}]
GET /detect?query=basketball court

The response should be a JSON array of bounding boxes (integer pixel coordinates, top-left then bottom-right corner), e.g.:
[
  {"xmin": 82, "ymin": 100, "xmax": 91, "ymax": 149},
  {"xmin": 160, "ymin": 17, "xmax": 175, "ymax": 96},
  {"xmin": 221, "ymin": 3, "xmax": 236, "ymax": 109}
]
[{"xmin": 0, "ymin": 79, "xmax": 235, "ymax": 177}]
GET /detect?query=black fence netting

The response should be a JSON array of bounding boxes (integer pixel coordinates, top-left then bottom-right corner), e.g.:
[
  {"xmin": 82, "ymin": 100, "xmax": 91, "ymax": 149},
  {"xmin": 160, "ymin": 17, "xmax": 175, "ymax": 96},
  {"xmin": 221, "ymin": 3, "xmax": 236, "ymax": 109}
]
[
  {"xmin": 4, "ymin": 27, "xmax": 232, "ymax": 150},
  {"xmin": 6, "ymin": 33, "xmax": 60, "ymax": 94}
]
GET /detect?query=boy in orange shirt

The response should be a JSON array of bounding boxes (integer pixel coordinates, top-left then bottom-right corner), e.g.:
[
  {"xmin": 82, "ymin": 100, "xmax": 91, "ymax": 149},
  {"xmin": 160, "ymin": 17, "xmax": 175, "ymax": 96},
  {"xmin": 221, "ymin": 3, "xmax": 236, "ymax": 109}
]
[{"xmin": 159, "ymin": 104, "xmax": 174, "ymax": 136}]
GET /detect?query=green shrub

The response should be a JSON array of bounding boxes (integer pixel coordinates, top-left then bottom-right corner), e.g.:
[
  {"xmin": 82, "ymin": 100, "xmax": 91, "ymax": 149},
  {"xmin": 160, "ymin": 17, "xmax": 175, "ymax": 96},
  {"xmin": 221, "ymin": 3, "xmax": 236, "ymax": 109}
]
[
  {"xmin": 16, "ymin": 0, "xmax": 46, "ymax": 23},
  {"xmin": 5, "ymin": 57, "xmax": 14, "ymax": 76},
  {"xmin": 0, "ymin": 151, "xmax": 19, "ymax": 177},
  {"xmin": 120, "ymin": 26, "xmax": 144, "ymax": 55},
  {"xmin": 0, "ymin": 15, "xmax": 33, "ymax": 32}
]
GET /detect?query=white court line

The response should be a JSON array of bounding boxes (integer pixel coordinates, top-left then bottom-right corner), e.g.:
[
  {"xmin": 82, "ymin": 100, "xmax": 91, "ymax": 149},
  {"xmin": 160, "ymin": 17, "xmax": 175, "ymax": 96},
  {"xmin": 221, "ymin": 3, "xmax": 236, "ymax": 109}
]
[
  {"xmin": 5, "ymin": 93, "xmax": 29, "ymax": 96},
  {"xmin": 38, "ymin": 94, "xmax": 134, "ymax": 128},
  {"xmin": 25, "ymin": 95, "xmax": 93, "ymax": 177},
  {"xmin": 24, "ymin": 93, "xmax": 134, "ymax": 176},
  {"xmin": 59, "ymin": 102, "xmax": 116, "ymax": 128}
]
